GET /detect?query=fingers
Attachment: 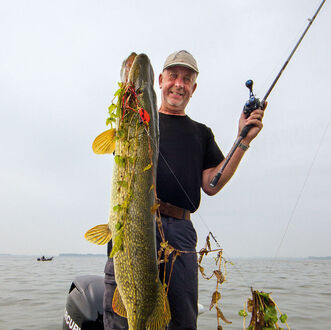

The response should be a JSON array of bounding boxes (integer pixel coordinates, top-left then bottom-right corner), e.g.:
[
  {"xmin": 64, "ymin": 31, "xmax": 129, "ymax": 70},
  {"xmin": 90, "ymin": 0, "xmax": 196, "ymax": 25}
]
[
  {"xmin": 246, "ymin": 109, "xmax": 264, "ymax": 124},
  {"xmin": 252, "ymin": 109, "xmax": 264, "ymax": 119},
  {"xmin": 238, "ymin": 107, "xmax": 265, "ymax": 141}
]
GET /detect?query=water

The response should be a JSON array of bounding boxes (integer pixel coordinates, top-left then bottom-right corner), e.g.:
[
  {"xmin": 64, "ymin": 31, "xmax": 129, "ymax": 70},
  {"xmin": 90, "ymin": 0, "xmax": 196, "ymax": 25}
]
[{"xmin": 0, "ymin": 256, "xmax": 330, "ymax": 329}]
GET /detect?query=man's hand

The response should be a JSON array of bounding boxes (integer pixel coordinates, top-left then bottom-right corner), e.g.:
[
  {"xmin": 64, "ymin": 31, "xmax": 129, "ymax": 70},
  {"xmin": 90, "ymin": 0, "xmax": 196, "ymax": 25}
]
[{"xmin": 238, "ymin": 102, "xmax": 267, "ymax": 145}]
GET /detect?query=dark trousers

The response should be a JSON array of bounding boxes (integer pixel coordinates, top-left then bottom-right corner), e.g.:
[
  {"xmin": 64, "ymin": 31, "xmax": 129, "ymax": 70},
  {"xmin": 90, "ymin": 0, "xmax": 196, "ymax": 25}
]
[{"xmin": 103, "ymin": 216, "xmax": 198, "ymax": 330}]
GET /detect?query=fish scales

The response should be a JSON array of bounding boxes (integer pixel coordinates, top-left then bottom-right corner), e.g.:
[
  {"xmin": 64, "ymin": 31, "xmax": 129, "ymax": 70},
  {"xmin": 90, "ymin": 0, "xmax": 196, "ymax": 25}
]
[{"xmin": 85, "ymin": 53, "xmax": 170, "ymax": 329}]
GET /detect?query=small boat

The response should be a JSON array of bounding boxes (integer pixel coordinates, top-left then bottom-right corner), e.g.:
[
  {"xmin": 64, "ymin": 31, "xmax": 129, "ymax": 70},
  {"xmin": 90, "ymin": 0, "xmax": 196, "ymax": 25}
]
[{"xmin": 37, "ymin": 256, "xmax": 53, "ymax": 261}]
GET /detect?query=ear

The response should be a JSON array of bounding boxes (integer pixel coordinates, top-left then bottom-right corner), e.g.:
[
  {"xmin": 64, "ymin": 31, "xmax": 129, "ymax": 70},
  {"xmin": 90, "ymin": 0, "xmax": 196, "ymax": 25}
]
[
  {"xmin": 159, "ymin": 73, "xmax": 163, "ymax": 88},
  {"xmin": 191, "ymin": 82, "xmax": 197, "ymax": 96}
]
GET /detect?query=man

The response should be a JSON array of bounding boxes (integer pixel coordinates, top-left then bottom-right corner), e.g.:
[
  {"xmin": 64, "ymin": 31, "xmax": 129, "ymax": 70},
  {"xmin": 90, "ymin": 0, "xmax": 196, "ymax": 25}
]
[{"xmin": 103, "ymin": 50, "xmax": 264, "ymax": 329}]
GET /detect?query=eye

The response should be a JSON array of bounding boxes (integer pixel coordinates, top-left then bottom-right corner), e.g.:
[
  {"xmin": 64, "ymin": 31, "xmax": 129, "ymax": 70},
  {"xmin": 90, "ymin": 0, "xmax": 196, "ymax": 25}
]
[
  {"xmin": 184, "ymin": 76, "xmax": 193, "ymax": 84},
  {"xmin": 169, "ymin": 73, "xmax": 177, "ymax": 80},
  {"xmin": 136, "ymin": 88, "xmax": 143, "ymax": 95}
]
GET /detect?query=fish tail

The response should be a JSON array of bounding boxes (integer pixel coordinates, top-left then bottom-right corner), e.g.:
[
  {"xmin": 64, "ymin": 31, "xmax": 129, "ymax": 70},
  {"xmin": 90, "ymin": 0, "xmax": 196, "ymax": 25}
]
[
  {"xmin": 84, "ymin": 224, "xmax": 112, "ymax": 245},
  {"xmin": 146, "ymin": 282, "xmax": 171, "ymax": 329}
]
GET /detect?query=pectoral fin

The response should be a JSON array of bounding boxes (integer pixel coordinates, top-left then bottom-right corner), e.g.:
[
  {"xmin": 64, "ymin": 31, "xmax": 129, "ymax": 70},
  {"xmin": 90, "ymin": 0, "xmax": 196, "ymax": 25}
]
[
  {"xmin": 112, "ymin": 287, "xmax": 127, "ymax": 318},
  {"xmin": 146, "ymin": 282, "xmax": 171, "ymax": 329},
  {"xmin": 84, "ymin": 224, "xmax": 112, "ymax": 245},
  {"xmin": 92, "ymin": 129, "xmax": 116, "ymax": 154}
]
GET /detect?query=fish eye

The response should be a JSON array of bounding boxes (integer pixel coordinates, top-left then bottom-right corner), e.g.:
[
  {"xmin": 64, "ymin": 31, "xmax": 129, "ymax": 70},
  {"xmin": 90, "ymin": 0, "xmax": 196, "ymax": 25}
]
[{"xmin": 136, "ymin": 88, "xmax": 143, "ymax": 95}]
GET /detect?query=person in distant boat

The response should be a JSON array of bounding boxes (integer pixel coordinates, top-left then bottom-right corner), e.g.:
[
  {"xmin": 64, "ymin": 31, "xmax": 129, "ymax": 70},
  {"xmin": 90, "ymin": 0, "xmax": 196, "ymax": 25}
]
[{"xmin": 103, "ymin": 50, "xmax": 265, "ymax": 329}]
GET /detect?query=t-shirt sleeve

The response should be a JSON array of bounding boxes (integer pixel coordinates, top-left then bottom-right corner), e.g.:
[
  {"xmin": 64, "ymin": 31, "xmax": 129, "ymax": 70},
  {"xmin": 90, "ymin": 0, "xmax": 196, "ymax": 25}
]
[{"xmin": 203, "ymin": 128, "xmax": 224, "ymax": 170}]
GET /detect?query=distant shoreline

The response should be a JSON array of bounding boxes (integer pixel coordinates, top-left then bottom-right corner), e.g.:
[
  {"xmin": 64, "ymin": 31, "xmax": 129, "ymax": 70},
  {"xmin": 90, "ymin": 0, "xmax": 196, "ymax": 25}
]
[
  {"xmin": 1, "ymin": 254, "xmax": 330, "ymax": 259},
  {"xmin": 307, "ymin": 256, "xmax": 331, "ymax": 260},
  {"xmin": 59, "ymin": 253, "xmax": 106, "ymax": 257},
  {"xmin": 0, "ymin": 253, "xmax": 106, "ymax": 257}
]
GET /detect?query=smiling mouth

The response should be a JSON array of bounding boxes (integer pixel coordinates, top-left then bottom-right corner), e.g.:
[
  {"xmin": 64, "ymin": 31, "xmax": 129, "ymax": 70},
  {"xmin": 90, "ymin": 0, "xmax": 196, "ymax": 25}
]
[{"xmin": 170, "ymin": 91, "xmax": 184, "ymax": 97}]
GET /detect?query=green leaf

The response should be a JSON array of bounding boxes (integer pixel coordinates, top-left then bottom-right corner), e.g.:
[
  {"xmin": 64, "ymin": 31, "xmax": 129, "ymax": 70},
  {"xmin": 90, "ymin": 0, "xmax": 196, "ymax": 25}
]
[
  {"xmin": 106, "ymin": 117, "xmax": 116, "ymax": 126},
  {"xmin": 117, "ymin": 180, "xmax": 128, "ymax": 188},
  {"xmin": 114, "ymin": 155, "xmax": 126, "ymax": 167},
  {"xmin": 264, "ymin": 306, "xmax": 278, "ymax": 324},
  {"xmin": 113, "ymin": 204, "xmax": 122, "ymax": 212},
  {"xmin": 280, "ymin": 314, "xmax": 288, "ymax": 323},
  {"xmin": 108, "ymin": 103, "xmax": 116, "ymax": 113},
  {"xmin": 115, "ymin": 222, "xmax": 123, "ymax": 231},
  {"xmin": 122, "ymin": 200, "xmax": 129, "ymax": 209},
  {"xmin": 116, "ymin": 102, "xmax": 122, "ymax": 117},
  {"xmin": 114, "ymin": 87, "xmax": 123, "ymax": 97},
  {"xmin": 258, "ymin": 292, "xmax": 270, "ymax": 299},
  {"xmin": 143, "ymin": 163, "xmax": 152, "ymax": 171},
  {"xmin": 238, "ymin": 310, "xmax": 247, "ymax": 317},
  {"xmin": 109, "ymin": 228, "xmax": 123, "ymax": 257}
]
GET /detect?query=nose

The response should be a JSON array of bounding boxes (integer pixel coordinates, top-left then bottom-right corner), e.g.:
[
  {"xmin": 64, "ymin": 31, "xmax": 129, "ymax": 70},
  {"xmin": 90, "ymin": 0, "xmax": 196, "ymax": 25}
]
[{"xmin": 174, "ymin": 77, "xmax": 184, "ymax": 88}]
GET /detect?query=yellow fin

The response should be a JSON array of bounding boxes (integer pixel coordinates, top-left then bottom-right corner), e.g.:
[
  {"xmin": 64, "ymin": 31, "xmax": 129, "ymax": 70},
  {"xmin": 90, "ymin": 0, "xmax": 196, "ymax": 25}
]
[
  {"xmin": 92, "ymin": 129, "xmax": 116, "ymax": 154},
  {"xmin": 112, "ymin": 287, "xmax": 127, "ymax": 318},
  {"xmin": 84, "ymin": 224, "xmax": 112, "ymax": 245},
  {"xmin": 146, "ymin": 282, "xmax": 171, "ymax": 329}
]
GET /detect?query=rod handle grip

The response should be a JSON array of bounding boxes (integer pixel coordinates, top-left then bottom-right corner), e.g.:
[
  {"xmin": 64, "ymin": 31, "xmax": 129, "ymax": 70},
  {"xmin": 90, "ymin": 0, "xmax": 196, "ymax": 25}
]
[
  {"xmin": 210, "ymin": 172, "xmax": 221, "ymax": 188},
  {"xmin": 240, "ymin": 124, "xmax": 254, "ymax": 139}
]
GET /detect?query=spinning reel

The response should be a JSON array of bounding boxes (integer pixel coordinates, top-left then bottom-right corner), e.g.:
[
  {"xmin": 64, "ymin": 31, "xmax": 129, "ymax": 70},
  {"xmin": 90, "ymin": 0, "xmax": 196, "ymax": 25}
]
[
  {"xmin": 209, "ymin": 0, "xmax": 326, "ymax": 188},
  {"xmin": 243, "ymin": 80, "xmax": 262, "ymax": 119}
]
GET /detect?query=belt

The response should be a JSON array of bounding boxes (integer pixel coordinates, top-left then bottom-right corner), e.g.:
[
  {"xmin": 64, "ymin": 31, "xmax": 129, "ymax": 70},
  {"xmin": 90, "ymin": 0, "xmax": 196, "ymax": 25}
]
[{"xmin": 158, "ymin": 200, "xmax": 191, "ymax": 220}]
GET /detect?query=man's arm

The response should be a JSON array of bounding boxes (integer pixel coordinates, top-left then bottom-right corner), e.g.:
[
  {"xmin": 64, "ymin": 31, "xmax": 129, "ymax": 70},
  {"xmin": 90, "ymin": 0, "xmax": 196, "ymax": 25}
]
[{"xmin": 202, "ymin": 107, "xmax": 265, "ymax": 196}]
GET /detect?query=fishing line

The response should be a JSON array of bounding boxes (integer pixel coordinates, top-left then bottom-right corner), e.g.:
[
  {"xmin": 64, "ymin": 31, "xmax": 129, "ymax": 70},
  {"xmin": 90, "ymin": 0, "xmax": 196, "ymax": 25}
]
[
  {"xmin": 260, "ymin": 116, "xmax": 331, "ymax": 289},
  {"xmin": 144, "ymin": 0, "xmax": 328, "ymax": 294},
  {"xmin": 145, "ymin": 128, "xmax": 218, "ymax": 242},
  {"xmin": 146, "ymin": 126, "xmax": 253, "ymax": 289},
  {"xmin": 273, "ymin": 116, "xmax": 331, "ymax": 259}
]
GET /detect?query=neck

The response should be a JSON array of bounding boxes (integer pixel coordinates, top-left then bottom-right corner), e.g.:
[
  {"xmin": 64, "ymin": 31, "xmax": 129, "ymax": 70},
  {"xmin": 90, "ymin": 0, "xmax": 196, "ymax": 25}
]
[{"xmin": 159, "ymin": 105, "xmax": 186, "ymax": 116}]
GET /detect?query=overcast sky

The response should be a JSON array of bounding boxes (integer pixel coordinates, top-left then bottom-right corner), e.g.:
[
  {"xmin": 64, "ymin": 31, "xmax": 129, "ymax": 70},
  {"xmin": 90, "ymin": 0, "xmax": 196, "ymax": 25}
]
[{"xmin": 0, "ymin": 0, "xmax": 330, "ymax": 258}]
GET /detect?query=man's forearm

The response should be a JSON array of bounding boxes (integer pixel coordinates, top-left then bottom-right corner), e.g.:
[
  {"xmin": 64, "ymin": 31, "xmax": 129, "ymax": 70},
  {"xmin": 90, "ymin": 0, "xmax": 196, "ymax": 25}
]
[{"xmin": 202, "ymin": 140, "xmax": 249, "ymax": 196}]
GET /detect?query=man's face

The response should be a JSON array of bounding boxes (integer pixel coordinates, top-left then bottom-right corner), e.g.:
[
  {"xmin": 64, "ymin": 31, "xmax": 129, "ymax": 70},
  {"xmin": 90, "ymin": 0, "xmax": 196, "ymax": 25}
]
[{"xmin": 159, "ymin": 66, "xmax": 197, "ymax": 113}]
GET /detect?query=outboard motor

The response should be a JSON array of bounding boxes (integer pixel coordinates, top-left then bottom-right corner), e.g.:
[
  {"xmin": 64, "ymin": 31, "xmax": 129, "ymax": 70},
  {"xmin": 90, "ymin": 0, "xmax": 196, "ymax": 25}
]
[
  {"xmin": 62, "ymin": 274, "xmax": 206, "ymax": 329},
  {"xmin": 63, "ymin": 275, "xmax": 104, "ymax": 330}
]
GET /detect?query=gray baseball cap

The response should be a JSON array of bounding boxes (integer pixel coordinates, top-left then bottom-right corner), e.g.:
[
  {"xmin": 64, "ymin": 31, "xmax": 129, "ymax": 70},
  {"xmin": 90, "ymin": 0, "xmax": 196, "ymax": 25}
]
[{"xmin": 163, "ymin": 50, "xmax": 199, "ymax": 74}]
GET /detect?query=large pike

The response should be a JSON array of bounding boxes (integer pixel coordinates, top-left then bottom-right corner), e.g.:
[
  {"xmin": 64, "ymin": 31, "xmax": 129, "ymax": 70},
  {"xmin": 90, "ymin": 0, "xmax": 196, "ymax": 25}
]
[{"xmin": 85, "ymin": 53, "xmax": 170, "ymax": 329}]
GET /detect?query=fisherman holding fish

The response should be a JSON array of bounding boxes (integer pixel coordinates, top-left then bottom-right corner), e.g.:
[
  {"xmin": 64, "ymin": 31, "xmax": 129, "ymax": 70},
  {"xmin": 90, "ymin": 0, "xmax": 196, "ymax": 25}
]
[
  {"xmin": 91, "ymin": 50, "xmax": 264, "ymax": 329},
  {"xmin": 154, "ymin": 50, "xmax": 264, "ymax": 329}
]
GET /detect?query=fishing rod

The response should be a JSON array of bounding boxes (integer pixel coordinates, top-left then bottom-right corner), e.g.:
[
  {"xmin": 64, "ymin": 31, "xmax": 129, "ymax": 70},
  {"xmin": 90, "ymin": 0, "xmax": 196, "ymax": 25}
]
[{"xmin": 210, "ymin": 0, "xmax": 327, "ymax": 188}]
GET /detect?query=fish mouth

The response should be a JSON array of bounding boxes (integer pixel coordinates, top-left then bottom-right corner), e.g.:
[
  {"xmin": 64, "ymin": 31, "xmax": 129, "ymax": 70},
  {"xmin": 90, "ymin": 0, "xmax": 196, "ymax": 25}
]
[
  {"xmin": 120, "ymin": 52, "xmax": 157, "ymax": 128},
  {"xmin": 121, "ymin": 52, "xmax": 137, "ymax": 83},
  {"xmin": 120, "ymin": 53, "xmax": 155, "ymax": 92},
  {"xmin": 128, "ymin": 54, "xmax": 154, "ymax": 90}
]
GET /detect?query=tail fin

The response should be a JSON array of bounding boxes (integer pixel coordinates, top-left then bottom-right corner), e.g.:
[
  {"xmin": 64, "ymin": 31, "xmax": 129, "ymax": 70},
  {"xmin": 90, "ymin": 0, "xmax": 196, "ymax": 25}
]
[{"xmin": 146, "ymin": 282, "xmax": 171, "ymax": 329}]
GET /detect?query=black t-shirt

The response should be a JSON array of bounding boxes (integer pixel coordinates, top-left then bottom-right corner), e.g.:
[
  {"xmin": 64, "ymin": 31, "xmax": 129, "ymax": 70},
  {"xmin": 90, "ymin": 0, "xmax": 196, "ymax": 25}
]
[
  {"xmin": 107, "ymin": 112, "xmax": 224, "ymax": 256},
  {"xmin": 156, "ymin": 112, "xmax": 224, "ymax": 213}
]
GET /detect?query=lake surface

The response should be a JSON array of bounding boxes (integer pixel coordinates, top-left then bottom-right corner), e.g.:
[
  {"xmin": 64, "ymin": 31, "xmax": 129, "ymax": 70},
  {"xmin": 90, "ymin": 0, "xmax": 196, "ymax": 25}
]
[{"xmin": 0, "ymin": 256, "xmax": 330, "ymax": 329}]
